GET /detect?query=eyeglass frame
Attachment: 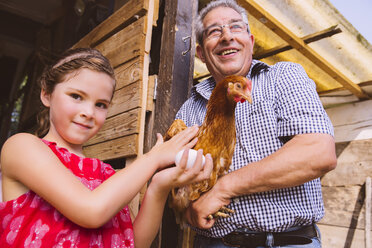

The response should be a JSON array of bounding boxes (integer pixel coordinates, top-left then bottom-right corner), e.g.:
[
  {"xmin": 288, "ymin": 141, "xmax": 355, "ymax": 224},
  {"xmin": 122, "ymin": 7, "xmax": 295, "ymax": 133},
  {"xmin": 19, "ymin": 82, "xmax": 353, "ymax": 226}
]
[{"xmin": 202, "ymin": 20, "xmax": 250, "ymax": 41}]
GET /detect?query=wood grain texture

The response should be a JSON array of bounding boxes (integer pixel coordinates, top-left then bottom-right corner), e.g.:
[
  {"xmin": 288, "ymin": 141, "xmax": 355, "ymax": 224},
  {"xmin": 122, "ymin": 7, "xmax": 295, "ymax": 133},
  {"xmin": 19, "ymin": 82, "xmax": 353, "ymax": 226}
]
[
  {"xmin": 85, "ymin": 108, "xmax": 141, "ymax": 146},
  {"xmin": 84, "ymin": 134, "xmax": 138, "ymax": 160},
  {"xmin": 108, "ymin": 82, "xmax": 142, "ymax": 118},
  {"xmin": 73, "ymin": 0, "xmax": 149, "ymax": 48},
  {"xmin": 321, "ymin": 139, "xmax": 372, "ymax": 186},
  {"xmin": 114, "ymin": 57, "xmax": 144, "ymax": 90},
  {"xmin": 320, "ymin": 186, "xmax": 369, "ymax": 229},
  {"xmin": 319, "ymin": 223, "xmax": 371, "ymax": 248},
  {"xmin": 326, "ymin": 100, "xmax": 372, "ymax": 143},
  {"xmin": 95, "ymin": 17, "xmax": 146, "ymax": 68}
]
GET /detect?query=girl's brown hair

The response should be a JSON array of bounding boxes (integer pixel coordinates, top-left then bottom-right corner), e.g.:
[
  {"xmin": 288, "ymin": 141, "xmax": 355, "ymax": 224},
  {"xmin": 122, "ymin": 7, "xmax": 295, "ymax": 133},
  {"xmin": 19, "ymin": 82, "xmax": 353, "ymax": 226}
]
[{"xmin": 35, "ymin": 48, "xmax": 116, "ymax": 138}]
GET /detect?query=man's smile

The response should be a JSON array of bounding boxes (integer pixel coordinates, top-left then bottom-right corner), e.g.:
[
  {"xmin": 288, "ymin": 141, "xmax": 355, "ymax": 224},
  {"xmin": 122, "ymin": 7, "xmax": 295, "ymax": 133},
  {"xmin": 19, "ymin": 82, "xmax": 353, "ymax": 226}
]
[{"xmin": 219, "ymin": 48, "xmax": 238, "ymax": 56}]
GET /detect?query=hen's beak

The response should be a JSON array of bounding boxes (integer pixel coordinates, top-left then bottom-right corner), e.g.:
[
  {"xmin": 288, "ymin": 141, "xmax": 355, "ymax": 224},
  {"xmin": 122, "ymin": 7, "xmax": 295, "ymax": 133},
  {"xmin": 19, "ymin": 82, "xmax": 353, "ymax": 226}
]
[{"xmin": 241, "ymin": 92, "xmax": 252, "ymax": 104}]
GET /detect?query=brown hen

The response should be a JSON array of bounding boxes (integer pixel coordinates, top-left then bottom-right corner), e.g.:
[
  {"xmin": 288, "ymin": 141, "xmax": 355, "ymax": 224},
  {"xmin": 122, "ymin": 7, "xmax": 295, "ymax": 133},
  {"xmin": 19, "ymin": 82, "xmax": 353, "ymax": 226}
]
[{"xmin": 164, "ymin": 75, "xmax": 252, "ymax": 224}]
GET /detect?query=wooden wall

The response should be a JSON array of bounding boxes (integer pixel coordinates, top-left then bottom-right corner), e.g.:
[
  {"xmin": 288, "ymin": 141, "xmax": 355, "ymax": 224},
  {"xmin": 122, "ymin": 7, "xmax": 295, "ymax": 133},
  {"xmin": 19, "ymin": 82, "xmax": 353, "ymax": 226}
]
[
  {"xmin": 320, "ymin": 100, "xmax": 372, "ymax": 248},
  {"xmin": 72, "ymin": 0, "xmax": 158, "ymax": 217},
  {"xmin": 73, "ymin": 0, "xmax": 156, "ymax": 160}
]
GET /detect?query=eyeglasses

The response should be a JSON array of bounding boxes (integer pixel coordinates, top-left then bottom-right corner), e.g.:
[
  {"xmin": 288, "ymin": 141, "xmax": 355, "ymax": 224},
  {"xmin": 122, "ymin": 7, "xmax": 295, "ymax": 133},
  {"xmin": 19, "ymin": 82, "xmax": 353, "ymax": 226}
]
[{"xmin": 203, "ymin": 21, "xmax": 248, "ymax": 40}]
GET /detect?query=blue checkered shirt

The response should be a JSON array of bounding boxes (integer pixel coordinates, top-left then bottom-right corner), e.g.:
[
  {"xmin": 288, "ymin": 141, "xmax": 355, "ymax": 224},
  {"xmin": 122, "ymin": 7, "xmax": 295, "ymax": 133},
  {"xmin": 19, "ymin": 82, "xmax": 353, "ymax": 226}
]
[{"xmin": 175, "ymin": 60, "xmax": 334, "ymax": 238}]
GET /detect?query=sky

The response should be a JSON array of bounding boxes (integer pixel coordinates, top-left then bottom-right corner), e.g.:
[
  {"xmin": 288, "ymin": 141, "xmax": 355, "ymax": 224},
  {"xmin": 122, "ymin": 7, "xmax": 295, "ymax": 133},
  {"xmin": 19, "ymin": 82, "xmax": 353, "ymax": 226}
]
[{"xmin": 328, "ymin": 0, "xmax": 372, "ymax": 43}]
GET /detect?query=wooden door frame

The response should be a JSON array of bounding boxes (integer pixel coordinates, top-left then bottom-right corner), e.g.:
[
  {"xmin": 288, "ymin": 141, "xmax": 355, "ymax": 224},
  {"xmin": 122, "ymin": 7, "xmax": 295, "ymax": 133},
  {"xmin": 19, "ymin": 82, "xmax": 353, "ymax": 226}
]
[{"xmin": 151, "ymin": 0, "xmax": 198, "ymax": 247}]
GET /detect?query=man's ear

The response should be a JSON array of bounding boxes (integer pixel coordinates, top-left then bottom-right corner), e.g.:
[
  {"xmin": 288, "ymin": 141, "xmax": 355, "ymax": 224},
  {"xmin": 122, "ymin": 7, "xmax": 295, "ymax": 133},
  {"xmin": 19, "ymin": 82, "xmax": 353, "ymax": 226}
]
[
  {"xmin": 40, "ymin": 89, "xmax": 51, "ymax": 107},
  {"xmin": 196, "ymin": 45, "xmax": 206, "ymax": 63},
  {"xmin": 250, "ymin": 34, "xmax": 255, "ymax": 54}
]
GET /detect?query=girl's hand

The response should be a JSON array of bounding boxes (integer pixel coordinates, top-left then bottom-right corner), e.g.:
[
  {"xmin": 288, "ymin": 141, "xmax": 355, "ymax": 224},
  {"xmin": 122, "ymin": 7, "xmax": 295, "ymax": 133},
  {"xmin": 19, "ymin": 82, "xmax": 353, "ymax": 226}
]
[
  {"xmin": 147, "ymin": 126, "xmax": 199, "ymax": 170},
  {"xmin": 151, "ymin": 149, "xmax": 213, "ymax": 192}
]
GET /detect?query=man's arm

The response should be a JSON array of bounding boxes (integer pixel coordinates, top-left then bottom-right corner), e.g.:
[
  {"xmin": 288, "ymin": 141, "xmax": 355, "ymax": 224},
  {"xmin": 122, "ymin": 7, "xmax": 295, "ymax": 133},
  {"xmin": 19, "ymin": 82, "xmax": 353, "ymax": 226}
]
[{"xmin": 186, "ymin": 132, "xmax": 337, "ymax": 229}]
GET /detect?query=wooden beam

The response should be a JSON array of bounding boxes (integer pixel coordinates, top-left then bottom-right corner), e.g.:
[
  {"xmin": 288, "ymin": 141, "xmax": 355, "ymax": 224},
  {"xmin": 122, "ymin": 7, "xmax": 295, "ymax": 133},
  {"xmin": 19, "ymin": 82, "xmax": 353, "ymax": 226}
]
[
  {"xmin": 238, "ymin": 0, "xmax": 370, "ymax": 100},
  {"xmin": 318, "ymin": 80, "xmax": 372, "ymax": 95},
  {"xmin": 253, "ymin": 25, "xmax": 342, "ymax": 59}
]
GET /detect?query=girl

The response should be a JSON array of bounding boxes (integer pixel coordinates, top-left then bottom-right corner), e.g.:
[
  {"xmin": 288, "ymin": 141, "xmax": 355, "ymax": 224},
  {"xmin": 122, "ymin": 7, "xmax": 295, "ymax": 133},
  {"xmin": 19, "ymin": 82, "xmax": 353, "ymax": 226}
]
[{"xmin": 0, "ymin": 48, "xmax": 212, "ymax": 248}]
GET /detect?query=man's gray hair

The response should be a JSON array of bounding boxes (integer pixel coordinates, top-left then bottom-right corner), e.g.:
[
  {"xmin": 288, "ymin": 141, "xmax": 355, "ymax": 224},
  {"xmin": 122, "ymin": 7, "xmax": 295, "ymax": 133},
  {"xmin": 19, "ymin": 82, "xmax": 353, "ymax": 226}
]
[{"xmin": 195, "ymin": 0, "xmax": 251, "ymax": 45}]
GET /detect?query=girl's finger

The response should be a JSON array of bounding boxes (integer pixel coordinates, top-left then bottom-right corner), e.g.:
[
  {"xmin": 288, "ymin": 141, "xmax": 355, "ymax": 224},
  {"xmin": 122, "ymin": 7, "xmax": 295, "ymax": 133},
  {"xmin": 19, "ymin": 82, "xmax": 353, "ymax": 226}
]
[
  {"xmin": 184, "ymin": 137, "xmax": 198, "ymax": 149},
  {"xmin": 154, "ymin": 133, "xmax": 164, "ymax": 146},
  {"xmin": 173, "ymin": 126, "xmax": 198, "ymax": 144},
  {"xmin": 187, "ymin": 149, "xmax": 204, "ymax": 174},
  {"xmin": 178, "ymin": 148, "xmax": 190, "ymax": 171},
  {"xmin": 190, "ymin": 153, "xmax": 212, "ymax": 182}
]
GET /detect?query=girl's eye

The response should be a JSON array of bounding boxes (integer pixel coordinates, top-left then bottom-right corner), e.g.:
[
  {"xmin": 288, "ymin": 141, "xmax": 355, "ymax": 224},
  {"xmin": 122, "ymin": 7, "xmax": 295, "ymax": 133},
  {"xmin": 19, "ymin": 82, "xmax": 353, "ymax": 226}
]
[
  {"xmin": 70, "ymin": 93, "xmax": 82, "ymax": 100},
  {"xmin": 96, "ymin": 102, "xmax": 108, "ymax": 109}
]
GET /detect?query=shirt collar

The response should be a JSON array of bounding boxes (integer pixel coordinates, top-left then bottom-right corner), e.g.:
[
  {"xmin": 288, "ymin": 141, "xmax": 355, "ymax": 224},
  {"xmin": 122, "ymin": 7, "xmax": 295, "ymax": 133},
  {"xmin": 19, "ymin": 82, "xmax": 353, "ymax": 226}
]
[{"xmin": 193, "ymin": 59, "xmax": 260, "ymax": 100}]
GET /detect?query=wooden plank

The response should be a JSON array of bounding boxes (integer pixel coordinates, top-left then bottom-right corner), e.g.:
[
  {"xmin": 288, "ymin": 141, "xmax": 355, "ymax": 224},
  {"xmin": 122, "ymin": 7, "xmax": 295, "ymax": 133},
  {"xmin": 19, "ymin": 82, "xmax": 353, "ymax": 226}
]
[
  {"xmin": 366, "ymin": 177, "xmax": 371, "ymax": 248},
  {"xmin": 114, "ymin": 57, "xmax": 144, "ymax": 90},
  {"xmin": 95, "ymin": 17, "xmax": 146, "ymax": 68},
  {"xmin": 83, "ymin": 134, "xmax": 138, "ymax": 160},
  {"xmin": 320, "ymin": 186, "xmax": 368, "ymax": 229},
  {"xmin": 73, "ymin": 0, "xmax": 149, "ymax": 48},
  {"xmin": 318, "ymin": 224, "xmax": 371, "ymax": 248},
  {"xmin": 322, "ymin": 161, "xmax": 372, "ymax": 187},
  {"xmin": 146, "ymin": 75, "xmax": 156, "ymax": 112},
  {"xmin": 137, "ymin": 0, "xmax": 155, "ymax": 157},
  {"xmin": 335, "ymin": 139, "xmax": 372, "ymax": 163},
  {"xmin": 153, "ymin": 0, "xmax": 197, "ymax": 136},
  {"xmin": 108, "ymin": 82, "xmax": 142, "ymax": 118},
  {"xmin": 325, "ymin": 100, "xmax": 372, "ymax": 143},
  {"xmin": 321, "ymin": 139, "xmax": 372, "ymax": 186},
  {"xmin": 85, "ymin": 108, "xmax": 141, "ymax": 146},
  {"xmin": 253, "ymin": 25, "xmax": 342, "ymax": 59},
  {"xmin": 238, "ymin": 0, "xmax": 370, "ymax": 100}
]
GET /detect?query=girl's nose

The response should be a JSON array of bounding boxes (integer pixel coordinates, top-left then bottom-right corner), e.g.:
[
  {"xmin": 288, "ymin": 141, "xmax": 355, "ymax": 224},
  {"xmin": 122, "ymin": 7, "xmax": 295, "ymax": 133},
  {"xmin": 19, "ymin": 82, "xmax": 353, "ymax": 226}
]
[{"xmin": 80, "ymin": 103, "xmax": 95, "ymax": 118}]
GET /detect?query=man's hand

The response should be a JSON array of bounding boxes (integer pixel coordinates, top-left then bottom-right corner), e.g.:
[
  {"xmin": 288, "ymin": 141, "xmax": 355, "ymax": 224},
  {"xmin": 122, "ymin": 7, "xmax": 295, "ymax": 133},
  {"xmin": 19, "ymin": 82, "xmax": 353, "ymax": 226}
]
[{"xmin": 185, "ymin": 183, "xmax": 231, "ymax": 229}]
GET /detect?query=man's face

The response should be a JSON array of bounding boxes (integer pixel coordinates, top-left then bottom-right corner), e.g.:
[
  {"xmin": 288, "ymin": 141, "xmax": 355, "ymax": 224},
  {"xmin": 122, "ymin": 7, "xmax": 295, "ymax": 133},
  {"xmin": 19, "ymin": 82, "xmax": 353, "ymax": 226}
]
[{"xmin": 197, "ymin": 6, "xmax": 255, "ymax": 83}]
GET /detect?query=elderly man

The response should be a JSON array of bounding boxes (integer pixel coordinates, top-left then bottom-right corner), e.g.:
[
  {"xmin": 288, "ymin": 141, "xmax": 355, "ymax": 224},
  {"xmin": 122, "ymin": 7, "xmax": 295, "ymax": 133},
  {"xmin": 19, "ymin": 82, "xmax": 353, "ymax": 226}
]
[{"xmin": 174, "ymin": 0, "xmax": 337, "ymax": 247}]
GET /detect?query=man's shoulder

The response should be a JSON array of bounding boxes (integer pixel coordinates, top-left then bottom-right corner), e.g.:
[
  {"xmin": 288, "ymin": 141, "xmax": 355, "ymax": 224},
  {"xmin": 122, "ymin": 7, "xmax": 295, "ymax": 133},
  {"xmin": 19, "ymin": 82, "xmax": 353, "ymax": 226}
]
[{"xmin": 267, "ymin": 61, "xmax": 304, "ymax": 72}]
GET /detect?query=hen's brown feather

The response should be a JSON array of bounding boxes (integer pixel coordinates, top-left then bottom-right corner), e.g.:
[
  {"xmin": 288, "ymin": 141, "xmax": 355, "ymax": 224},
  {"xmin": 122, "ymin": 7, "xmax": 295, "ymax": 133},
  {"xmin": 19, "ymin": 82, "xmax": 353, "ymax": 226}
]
[{"xmin": 165, "ymin": 75, "xmax": 252, "ymax": 224}]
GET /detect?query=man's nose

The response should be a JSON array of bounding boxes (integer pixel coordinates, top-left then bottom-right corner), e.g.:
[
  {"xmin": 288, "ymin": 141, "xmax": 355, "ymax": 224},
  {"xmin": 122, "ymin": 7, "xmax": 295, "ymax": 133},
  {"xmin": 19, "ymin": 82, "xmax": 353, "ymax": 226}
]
[{"xmin": 220, "ymin": 26, "xmax": 234, "ymax": 41}]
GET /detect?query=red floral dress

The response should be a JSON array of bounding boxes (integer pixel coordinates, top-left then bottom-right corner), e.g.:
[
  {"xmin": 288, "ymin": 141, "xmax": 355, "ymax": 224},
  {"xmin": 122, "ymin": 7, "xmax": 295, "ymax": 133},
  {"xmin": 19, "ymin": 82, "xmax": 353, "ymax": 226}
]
[{"xmin": 0, "ymin": 140, "xmax": 134, "ymax": 247}]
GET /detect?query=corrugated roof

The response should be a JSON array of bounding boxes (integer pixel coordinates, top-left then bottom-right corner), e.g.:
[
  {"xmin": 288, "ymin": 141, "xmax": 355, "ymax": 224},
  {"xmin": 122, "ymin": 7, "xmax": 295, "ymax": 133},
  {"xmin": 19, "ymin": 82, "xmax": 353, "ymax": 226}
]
[{"xmin": 195, "ymin": 0, "xmax": 372, "ymax": 106}]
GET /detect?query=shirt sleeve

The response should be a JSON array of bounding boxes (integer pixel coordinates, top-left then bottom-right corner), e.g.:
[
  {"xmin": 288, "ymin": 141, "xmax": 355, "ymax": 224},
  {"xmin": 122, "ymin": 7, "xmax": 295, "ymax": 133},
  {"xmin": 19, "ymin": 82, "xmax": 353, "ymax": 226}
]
[{"xmin": 275, "ymin": 62, "xmax": 334, "ymax": 137}]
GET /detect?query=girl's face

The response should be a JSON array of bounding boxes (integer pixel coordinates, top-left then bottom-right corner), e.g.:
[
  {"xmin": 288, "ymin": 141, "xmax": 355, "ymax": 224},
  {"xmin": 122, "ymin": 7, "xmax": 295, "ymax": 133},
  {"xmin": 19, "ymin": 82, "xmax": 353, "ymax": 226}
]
[{"xmin": 41, "ymin": 68, "xmax": 115, "ymax": 153}]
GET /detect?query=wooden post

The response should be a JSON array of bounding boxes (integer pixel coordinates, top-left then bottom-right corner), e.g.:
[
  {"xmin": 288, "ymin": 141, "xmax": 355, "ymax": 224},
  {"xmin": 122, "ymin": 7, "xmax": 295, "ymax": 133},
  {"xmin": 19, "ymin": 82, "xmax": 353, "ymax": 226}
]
[
  {"xmin": 366, "ymin": 177, "xmax": 371, "ymax": 248},
  {"xmin": 152, "ymin": 0, "xmax": 198, "ymax": 247}
]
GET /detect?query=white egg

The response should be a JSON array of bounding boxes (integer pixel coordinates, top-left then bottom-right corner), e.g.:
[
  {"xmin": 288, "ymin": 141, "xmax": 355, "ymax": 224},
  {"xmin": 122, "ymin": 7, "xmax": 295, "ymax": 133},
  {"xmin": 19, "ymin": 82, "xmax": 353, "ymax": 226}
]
[{"xmin": 175, "ymin": 149, "xmax": 206, "ymax": 169}]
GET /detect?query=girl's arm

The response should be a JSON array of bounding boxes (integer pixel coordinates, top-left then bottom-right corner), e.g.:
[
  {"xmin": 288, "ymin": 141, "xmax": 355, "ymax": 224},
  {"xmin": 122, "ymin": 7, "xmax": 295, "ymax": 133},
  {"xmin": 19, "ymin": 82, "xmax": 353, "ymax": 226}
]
[
  {"xmin": 0, "ymin": 126, "xmax": 199, "ymax": 228},
  {"xmin": 133, "ymin": 148, "xmax": 213, "ymax": 248}
]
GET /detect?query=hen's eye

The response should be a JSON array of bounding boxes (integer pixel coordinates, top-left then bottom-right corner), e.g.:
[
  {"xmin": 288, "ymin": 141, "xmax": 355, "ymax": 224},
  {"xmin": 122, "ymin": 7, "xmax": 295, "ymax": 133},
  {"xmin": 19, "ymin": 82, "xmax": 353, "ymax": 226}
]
[{"xmin": 236, "ymin": 83, "xmax": 242, "ymax": 89}]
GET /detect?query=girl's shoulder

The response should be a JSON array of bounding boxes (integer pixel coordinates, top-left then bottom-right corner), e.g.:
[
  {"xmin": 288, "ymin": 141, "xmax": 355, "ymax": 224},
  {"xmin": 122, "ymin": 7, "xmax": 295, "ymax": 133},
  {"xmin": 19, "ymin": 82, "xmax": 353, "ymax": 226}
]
[
  {"xmin": 1, "ymin": 133, "xmax": 42, "ymax": 156},
  {"xmin": 2, "ymin": 132, "xmax": 40, "ymax": 146},
  {"xmin": 1, "ymin": 133, "xmax": 50, "ymax": 172}
]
